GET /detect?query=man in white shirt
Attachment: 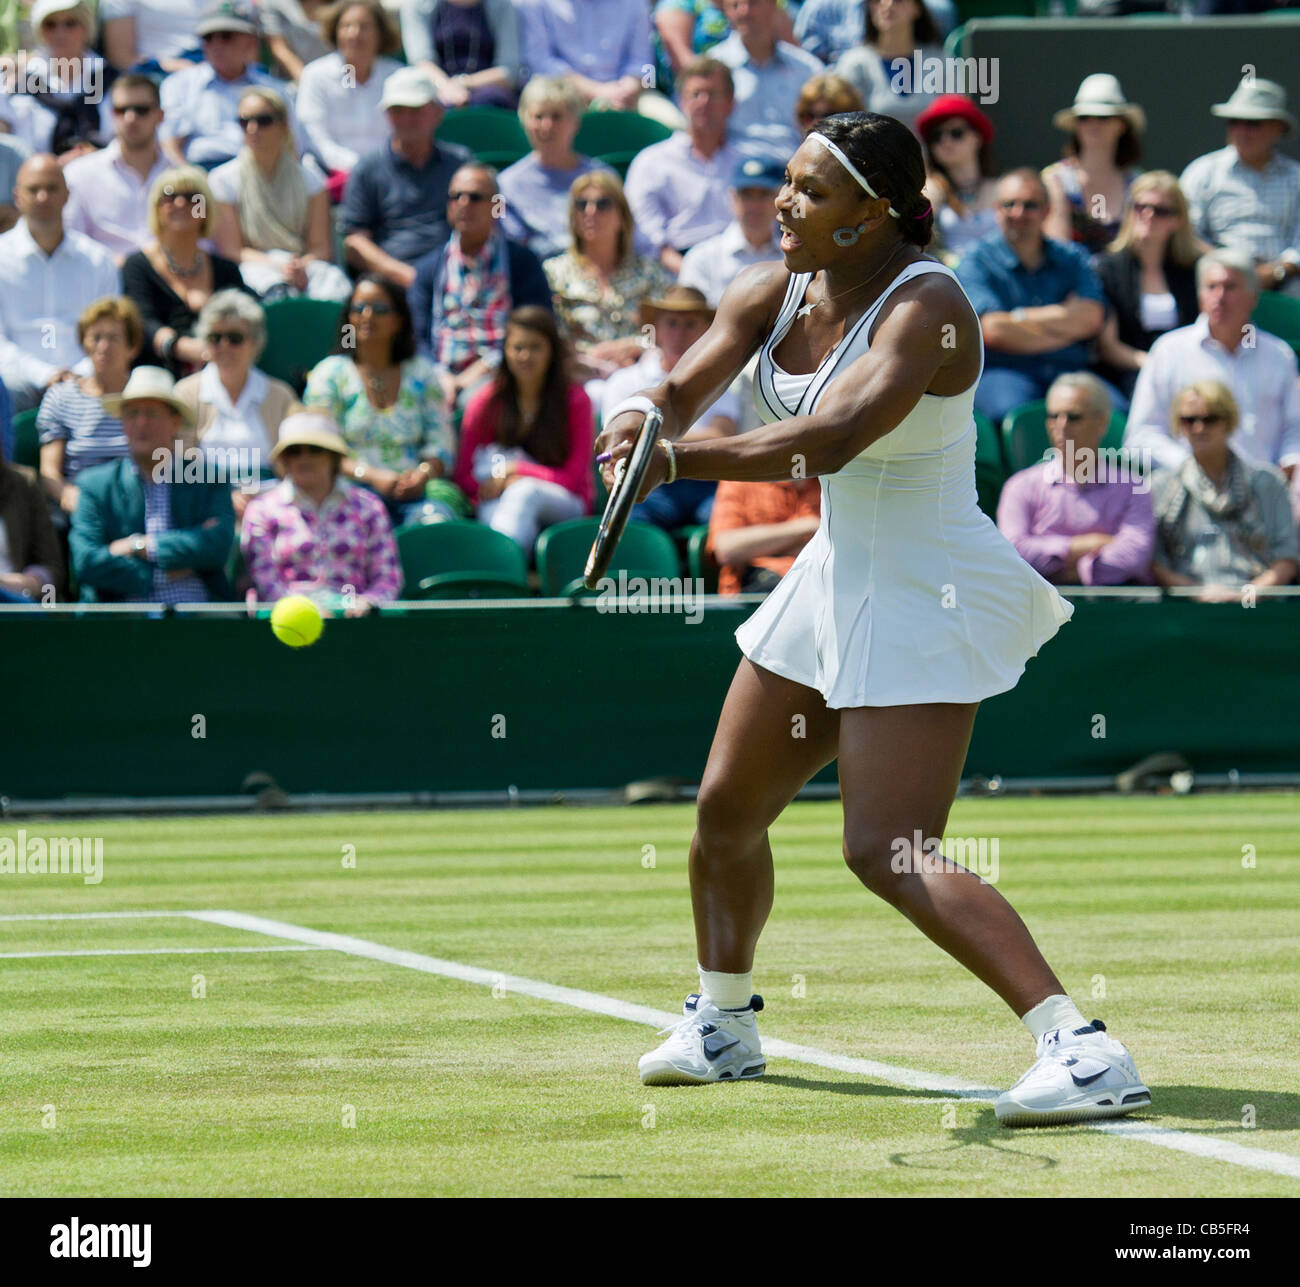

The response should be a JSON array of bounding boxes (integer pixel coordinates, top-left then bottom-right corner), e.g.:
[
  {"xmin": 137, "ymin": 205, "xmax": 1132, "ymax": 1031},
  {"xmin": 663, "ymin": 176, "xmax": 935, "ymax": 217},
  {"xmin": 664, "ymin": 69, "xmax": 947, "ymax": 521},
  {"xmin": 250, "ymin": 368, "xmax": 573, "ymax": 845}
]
[
  {"xmin": 624, "ymin": 57, "xmax": 740, "ymax": 276},
  {"xmin": 1125, "ymin": 249, "xmax": 1300, "ymax": 476},
  {"xmin": 602, "ymin": 285, "xmax": 739, "ymax": 529},
  {"xmin": 63, "ymin": 74, "xmax": 170, "ymax": 263},
  {"xmin": 679, "ymin": 153, "xmax": 783, "ymax": 307},
  {"xmin": 0, "ymin": 154, "xmax": 120, "ymax": 411}
]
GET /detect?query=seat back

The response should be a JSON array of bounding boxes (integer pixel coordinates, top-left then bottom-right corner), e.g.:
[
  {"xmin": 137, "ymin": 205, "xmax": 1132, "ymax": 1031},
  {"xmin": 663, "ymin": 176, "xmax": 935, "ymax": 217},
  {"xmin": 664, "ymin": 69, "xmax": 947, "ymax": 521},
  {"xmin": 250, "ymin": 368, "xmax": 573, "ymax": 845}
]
[
  {"xmin": 257, "ymin": 298, "xmax": 348, "ymax": 394},
  {"xmin": 437, "ymin": 107, "xmax": 531, "ymax": 168},
  {"xmin": 1252, "ymin": 291, "xmax": 1300, "ymax": 357},
  {"xmin": 11, "ymin": 408, "xmax": 39, "ymax": 468},
  {"xmin": 573, "ymin": 111, "xmax": 672, "ymax": 176},
  {"xmin": 535, "ymin": 517, "xmax": 679, "ymax": 596},
  {"xmin": 395, "ymin": 520, "xmax": 529, "ymax": 597}
]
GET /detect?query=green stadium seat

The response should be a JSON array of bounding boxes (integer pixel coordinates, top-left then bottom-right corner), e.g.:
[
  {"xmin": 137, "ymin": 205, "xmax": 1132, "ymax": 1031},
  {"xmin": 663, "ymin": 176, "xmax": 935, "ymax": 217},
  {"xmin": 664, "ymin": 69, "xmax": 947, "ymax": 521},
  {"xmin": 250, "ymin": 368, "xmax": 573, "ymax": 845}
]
[
  {"xmin": 974, "ymin": 410, "xmax": 1006, "ymax": 519},
  {"xmin": 573, "ymin": 111, "xmax": 673, "ymax": 176},
  {"xmin": 437, "ymin": 107, "xmax": 531, "ymax": 168},
  {"xmin": 684, "ymin": 524, "xmax": 719, "ymax": 595},
  {"xmin": 257, "ymin": 298, "xmax": 346, "ymax": 394},
  {"xmin": 1252, "ymin": 291, "xmax": 1300, "ymax": 357},
  {"xmin": 535, "ymin": 516, "xmax": 679, "ymax": 597},
  {"xmin": 11, "ymin": 408, "xmax": 39, "ymax": 468},
  {"xmin": 1000, "ymin": 400, "xmax": 1127, "ymax": 475},
  {"xmin": 955, "ymin": 0, "xmax": 1035, "ymax": 20},
  {"xmin": 395, "ymin": 520, "xmax": 531, "ymax": 599}
]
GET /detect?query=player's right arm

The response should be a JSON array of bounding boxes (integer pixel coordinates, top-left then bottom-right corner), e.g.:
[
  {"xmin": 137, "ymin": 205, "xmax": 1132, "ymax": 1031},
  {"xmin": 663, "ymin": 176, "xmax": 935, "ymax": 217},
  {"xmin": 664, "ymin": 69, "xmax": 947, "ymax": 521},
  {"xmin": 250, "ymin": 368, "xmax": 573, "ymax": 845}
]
[{"xmin": 594, "ymin": 262, "xmax": 788, "ymax": 456}]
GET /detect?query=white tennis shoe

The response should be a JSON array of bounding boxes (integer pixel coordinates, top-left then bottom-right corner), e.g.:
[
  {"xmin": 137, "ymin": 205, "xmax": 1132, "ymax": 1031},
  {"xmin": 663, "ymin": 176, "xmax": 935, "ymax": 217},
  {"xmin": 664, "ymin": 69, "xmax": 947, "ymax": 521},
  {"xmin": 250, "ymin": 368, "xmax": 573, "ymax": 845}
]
[
  {"xmin": 995, "ymin": 1019, "xmax": 1152, "ymax": 1127},
  {"xmin": 638, "ymin": 993, "xmax": 766, "ymax": 1085}
]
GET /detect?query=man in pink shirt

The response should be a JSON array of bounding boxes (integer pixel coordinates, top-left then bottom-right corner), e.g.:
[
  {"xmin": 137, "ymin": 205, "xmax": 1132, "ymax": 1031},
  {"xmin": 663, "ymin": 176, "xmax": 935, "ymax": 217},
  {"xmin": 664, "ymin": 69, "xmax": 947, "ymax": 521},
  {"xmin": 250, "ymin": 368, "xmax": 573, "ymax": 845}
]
[{"xmin": 997, "ymin": 372, "xmax": 1155, "ymax": 585}]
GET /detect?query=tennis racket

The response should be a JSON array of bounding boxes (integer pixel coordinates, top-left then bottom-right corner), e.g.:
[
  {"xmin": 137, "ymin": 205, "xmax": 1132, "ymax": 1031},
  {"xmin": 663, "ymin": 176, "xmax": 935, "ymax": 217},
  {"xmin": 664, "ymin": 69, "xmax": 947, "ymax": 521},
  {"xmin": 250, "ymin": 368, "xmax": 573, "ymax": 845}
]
[{"xmin": 584, "ymin": 406, "xmax": 664, "ymax": 590}]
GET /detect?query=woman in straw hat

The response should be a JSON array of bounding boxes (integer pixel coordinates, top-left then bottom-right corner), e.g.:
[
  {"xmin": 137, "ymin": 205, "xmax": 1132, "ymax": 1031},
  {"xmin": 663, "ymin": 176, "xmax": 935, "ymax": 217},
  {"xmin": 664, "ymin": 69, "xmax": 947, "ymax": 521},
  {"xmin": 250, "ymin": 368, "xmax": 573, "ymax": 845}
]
[
  {"xmin": 1043, "ymin": 73, "xmax": 1145, "ymax": 254},
  {"xmin": 240, "ymin": 411, "xmax": 402, "ymax": 612}
]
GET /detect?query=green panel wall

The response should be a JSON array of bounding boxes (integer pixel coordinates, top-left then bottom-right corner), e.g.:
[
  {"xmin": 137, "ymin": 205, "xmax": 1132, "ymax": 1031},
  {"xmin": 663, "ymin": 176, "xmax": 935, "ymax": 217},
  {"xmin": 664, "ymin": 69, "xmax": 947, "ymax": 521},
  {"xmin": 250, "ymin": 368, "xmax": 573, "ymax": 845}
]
[{"xmin": 2, "ymin": 598, "xmax": 1298, "ymax": 802}]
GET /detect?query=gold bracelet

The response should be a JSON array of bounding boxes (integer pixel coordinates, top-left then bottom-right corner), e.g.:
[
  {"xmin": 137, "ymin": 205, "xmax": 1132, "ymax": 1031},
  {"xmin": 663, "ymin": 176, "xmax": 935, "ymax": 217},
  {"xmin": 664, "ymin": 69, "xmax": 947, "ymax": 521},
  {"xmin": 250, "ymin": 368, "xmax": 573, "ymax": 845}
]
[{"xmin": 658, "ymin": 438, "xmax": 677, "ymax": 485}]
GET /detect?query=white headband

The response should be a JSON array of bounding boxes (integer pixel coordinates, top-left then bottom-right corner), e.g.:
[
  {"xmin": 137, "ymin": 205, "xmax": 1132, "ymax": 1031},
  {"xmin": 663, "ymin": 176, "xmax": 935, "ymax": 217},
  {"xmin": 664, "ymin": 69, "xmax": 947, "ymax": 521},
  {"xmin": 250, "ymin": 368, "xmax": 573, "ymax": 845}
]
[{"xmin": 808, "ymin": 132, "xmax": 901, "ymax": 219}]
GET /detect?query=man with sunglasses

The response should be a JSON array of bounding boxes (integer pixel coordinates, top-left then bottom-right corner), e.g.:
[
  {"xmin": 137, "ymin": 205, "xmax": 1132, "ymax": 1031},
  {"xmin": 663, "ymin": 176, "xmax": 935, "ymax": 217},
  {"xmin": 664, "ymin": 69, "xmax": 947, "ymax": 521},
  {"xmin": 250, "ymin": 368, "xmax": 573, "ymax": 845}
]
[
  {"xmin": 409, "ymin": 163, "xmax": 552, "ymax": 411},
  {"xmin": 158, "ymin": 1, "xmax": 314, "ymax": 171},
  {"xmin": 63, "ymin": 74, "xmax": 170, "ymax": 263},
  {"xmin": 955, "ymin": 167, "xmax": 1111, "ymax": 426},
  {"xmin": 997, "ymin": 373, "xmax": 1154, "ymax": 587}
]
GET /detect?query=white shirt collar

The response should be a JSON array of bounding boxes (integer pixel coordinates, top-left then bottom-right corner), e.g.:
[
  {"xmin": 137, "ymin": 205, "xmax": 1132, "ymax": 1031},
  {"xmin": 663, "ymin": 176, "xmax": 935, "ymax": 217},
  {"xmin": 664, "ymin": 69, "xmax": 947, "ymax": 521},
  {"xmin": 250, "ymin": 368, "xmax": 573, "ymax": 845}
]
[{"xmin": 200, "ymin": 362, "xmax": 267, "ymax": 416}]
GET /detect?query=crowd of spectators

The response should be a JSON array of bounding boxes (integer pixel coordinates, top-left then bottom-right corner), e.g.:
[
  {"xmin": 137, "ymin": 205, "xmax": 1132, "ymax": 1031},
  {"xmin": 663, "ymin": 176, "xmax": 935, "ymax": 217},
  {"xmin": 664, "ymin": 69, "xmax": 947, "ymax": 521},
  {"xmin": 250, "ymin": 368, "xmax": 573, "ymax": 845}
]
[{"xmin": 1, "ymin": 0, "xmax": 1299, "ymax": 609}]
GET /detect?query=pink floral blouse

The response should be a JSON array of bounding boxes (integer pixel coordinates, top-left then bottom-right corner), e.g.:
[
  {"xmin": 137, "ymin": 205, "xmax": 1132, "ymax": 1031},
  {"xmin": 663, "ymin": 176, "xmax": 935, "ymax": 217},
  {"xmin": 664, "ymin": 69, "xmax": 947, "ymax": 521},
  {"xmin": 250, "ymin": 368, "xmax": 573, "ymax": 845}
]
[{"xmin": 241, "ymin": 478, "xmax": 403, "ymax": 603}]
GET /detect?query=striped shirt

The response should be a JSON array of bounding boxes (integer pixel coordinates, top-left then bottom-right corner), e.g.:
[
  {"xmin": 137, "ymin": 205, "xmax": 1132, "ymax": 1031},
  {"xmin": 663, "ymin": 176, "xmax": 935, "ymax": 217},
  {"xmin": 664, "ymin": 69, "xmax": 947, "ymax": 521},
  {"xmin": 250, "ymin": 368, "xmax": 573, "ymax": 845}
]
[
  {"xmin": 143, "ymin": 483, "xmax": 209, "ymax": 604},
  {"xmin": 1180, "ymin": 145, "xmax": 1300, "ymax": 265},
  {"xmin": 36, "ymin": 380, "xmax": 130, "ymax": 481}
]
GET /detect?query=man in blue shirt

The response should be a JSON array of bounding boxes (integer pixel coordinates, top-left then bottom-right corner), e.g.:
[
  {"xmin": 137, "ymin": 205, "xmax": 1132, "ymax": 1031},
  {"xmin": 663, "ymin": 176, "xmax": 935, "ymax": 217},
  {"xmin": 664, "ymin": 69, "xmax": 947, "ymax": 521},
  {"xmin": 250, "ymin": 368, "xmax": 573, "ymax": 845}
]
[
  {"xmin": 340, "ymin": 69, "xmax": 473, "ymax": 289},
  {"xmin": 956, "ymin": 168, "xmax": 1113, "ymax": 426}
]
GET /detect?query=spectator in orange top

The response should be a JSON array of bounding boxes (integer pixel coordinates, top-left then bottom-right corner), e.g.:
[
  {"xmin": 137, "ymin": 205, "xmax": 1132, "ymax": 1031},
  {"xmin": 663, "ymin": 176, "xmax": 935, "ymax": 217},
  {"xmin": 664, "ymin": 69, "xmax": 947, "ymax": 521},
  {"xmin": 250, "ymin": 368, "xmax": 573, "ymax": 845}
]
[{"xmin": 707, "ymin": 477, "xmax": 821, "ymax": 594}]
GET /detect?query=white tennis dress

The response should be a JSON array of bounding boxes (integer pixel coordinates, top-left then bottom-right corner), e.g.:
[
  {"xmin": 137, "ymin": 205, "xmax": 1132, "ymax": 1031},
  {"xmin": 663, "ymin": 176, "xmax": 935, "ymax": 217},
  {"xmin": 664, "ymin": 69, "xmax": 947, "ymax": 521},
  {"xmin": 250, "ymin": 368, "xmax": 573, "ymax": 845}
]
[{"xmin": 733, "ymin": 259, "xmax": 1073, "ymax": 708}]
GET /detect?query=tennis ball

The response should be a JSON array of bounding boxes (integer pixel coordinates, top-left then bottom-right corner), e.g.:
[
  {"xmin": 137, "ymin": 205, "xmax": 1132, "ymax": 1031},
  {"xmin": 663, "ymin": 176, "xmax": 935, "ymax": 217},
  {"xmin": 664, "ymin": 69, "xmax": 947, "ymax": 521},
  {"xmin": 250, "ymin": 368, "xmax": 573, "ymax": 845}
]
[{"xmin": 270, "ymin": 595, "xmax": 323, "ymax": 648}]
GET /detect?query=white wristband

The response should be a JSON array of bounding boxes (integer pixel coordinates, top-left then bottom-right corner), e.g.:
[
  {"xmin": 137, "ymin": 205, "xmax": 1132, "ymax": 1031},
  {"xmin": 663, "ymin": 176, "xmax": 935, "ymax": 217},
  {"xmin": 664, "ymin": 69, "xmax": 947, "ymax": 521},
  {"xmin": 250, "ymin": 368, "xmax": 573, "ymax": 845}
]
[{"xmin": 604, "ymin": 394, "xmax": 658, "ymax": 426}]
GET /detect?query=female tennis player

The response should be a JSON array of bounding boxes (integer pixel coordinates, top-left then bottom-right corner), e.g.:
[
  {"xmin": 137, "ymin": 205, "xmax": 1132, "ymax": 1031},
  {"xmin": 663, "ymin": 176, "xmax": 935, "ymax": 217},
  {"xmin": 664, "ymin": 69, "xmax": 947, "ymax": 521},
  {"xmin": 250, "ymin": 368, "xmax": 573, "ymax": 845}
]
[{"xmin": 597, "ymin": 113, "xmax": 1150, "ymax": 1126}]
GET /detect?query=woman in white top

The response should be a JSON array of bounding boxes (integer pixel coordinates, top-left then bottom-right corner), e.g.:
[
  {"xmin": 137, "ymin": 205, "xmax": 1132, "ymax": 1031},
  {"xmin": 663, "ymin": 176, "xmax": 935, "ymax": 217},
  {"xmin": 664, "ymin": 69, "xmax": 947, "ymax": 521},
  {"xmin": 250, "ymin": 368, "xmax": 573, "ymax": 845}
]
[
  {"xmin": 0, "ymin": 0, "xmax": 112, "ymax": 157},
  {"xmin": 210, "ymin": 88, "xmax": 352, "ymax": 303},
  {"xmin": 175, "ymin": 290, "xmax": 301, "ymax": 516},
  {"xmin": 296, "ymin": 1, "xmax": 404, "ymax": 187},
  {"xmin": 599, "ymin": 112, "xmax": 1151, "ymax": 1126}
]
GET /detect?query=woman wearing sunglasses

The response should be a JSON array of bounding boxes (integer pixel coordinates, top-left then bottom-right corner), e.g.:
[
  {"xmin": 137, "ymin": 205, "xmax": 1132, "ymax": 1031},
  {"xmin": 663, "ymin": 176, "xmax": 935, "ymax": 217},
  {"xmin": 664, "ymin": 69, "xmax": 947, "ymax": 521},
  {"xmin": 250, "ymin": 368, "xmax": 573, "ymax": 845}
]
[
  {"xmin": 175, "ymin": 290, "xmax": 302, "ymax": 517},
  {"xmin": 543, "ymin": 171, "xmax": 673, "ymax": 392},
  {"xmin": 1092, "ymin": 173, "xmax": 1203, "ymax": 402},
  {"xmin": 303, "ymin": 274, "xmax": 462, "ymax": 524},
  {"xmin": 210, "ymin": 88, "xmax": 352, "ymax": 303},
  {"xmin": 916, "ymin": 94, "xmax": 997, "ymax": 266},
  {"xmin": 122, "ymin": 166, "xmax": 252, "ymax": 377},
  {"xmin": 1151, "ymin": 380, "xmax": 1297, "ymax": 602},
  {"xmin": 240, "ymin": 411, "xmax": 402, "ymax": 613}
]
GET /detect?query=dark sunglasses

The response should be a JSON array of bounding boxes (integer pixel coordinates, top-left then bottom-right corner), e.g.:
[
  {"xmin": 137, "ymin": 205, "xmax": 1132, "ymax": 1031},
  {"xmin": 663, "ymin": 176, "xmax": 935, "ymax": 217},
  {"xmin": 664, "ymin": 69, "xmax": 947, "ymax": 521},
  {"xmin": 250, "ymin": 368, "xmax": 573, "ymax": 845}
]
[
  {"xmin": 203, "ymin": 31, "xmax": 245, "ymax": 43},
  {"xmin": 448, "ymin": 190, "xmax": 490, "ymax": 203},
  {"xmin": 157, "ymin": 190, "xmax": 199, "ymax": 205},
  {"xmin": 1178, "ymin": 414, "xmax": 1225, "ymax": 427},
  {"xmin": 1000, "ymin": 199, "xmax": 1043, "ymax": 212},
  {"xmin": 206, "ymin": 331, "xmax": 247, "ymax": 346},
  {"xmin": 239, "ymin": 113, "xmax": 280, "ymax": 130},
  {"xmin": 281, "ymin": 444, "xmax": 329, "ymax": 458},
  {"xmin": 575, "ymin": 196, "xmax": 615, "ymax": 212},
  {"xmin": 932, "ymin": 124, "xmax": 972, "ymax": 143},
  {"xmin": 1133, "ymin": 202, "xmax": 1177, "ymax": 218},
  {"xmin": 42, "ymin": 15, "xmax": 83, "ymax": 28},
  {"xmin": 113, "ymin": 102, "xmax": 157, "ymax": 117},
  {"xmin": 348, "ymin": 300, "xmax": 394, "ymax": 315},
  {"xmin": 1045, "ymin": 410, "xmax": 1086, "ymax": 423}
]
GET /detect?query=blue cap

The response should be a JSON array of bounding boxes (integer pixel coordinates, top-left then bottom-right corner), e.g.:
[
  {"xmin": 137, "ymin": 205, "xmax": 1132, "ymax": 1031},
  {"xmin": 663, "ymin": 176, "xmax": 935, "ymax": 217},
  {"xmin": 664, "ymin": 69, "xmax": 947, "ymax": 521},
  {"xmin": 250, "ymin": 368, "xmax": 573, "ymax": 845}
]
[{"xmin": 730, "ymin": 155, "xmax": 784, "ymax": 192}]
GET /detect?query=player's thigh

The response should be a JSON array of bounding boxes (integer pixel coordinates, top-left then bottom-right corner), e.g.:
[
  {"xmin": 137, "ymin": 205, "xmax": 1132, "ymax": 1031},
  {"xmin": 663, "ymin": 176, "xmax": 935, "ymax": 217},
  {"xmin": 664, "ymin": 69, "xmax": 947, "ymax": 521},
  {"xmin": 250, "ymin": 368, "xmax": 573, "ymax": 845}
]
[
  {"xmin": 837, "ymin": 703, "xmax": 979, "ymax": 876},
  {"xmin": 696, "ymin": 658, "xmax": 841, "ymax": 841}
]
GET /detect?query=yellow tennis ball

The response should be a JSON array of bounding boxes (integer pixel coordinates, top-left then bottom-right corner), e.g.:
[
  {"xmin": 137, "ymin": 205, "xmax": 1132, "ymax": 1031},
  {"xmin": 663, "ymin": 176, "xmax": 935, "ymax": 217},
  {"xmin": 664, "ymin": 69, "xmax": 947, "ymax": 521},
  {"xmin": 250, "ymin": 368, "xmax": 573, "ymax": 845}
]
[{"xmin": 270, "ymin": 595, "xmax": 323, "ymax": 648}]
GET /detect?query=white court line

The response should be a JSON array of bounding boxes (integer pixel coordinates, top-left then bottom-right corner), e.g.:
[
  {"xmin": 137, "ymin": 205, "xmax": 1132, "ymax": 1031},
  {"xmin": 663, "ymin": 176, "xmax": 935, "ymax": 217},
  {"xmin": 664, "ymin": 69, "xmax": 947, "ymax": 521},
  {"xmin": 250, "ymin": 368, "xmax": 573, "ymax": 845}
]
[
  {"xmin": 186, "ymin": 909, "xmax": 1300, "ymax": 1181},
  {"xmin": 0, "ymin": 945, "xmax": 323, "ymax": 959}
]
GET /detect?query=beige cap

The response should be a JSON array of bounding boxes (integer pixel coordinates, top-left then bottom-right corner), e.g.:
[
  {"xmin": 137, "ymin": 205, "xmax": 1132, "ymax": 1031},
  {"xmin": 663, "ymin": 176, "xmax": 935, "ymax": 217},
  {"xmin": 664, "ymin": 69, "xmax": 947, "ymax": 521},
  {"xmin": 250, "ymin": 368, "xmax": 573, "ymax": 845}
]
[
  {"xmin": 102, "ymin": 366, "xmax": 194, "ymax": 425},
  {"xmin": 270, "ymin": 412, "xmax": 349, "ymax": 464}
]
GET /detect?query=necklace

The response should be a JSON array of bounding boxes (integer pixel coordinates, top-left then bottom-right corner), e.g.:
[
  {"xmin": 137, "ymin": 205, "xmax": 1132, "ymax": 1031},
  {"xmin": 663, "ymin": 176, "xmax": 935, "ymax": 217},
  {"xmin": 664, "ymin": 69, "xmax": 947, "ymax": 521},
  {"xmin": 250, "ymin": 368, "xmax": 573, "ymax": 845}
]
[
  {"xmin": 796, "ymin": 244, "xmax": 907, "ymax": 320},
  {"xmin": 162, "ymin": 244, "xmax": 204, "ymax": 279}
]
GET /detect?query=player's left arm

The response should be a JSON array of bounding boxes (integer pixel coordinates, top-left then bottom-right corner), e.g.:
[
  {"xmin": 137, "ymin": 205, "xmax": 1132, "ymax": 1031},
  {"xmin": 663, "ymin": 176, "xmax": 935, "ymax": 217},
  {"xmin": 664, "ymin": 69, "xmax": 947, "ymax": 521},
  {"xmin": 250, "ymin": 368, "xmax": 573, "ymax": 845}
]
[{"xmin": 668, "ymin": 276, "xmax": 973, "ymax": 484}]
